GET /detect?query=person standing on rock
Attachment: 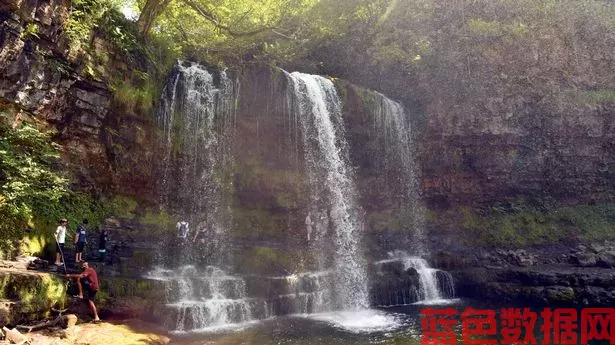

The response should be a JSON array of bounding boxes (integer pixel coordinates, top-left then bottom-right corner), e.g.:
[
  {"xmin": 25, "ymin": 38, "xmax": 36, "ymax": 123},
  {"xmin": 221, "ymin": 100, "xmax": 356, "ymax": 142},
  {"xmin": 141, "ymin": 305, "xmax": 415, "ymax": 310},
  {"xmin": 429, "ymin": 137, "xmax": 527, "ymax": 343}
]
[
  {"xmin": 74, "ymin": 219, "xmax": 88, "ymax": 263},
  {"xmin": 54, "ymin": 219, "xmax": 70, "ymax": 266},
  {"xmin": 98, "ymin": 228, "xmax": 109, "ymax": 262},
  {"xmin": 65, "ymin": 261, "xmax": 100, "ymax": 322},
  {"xmin": 359, "ymin": 206, "xmax": 367, "ymax": 232},
  {"xmin": 193, "ymin": 220, "xmax": 208, "ymax": 243},
  {"xmin": 305, "ymin": 212, "xmax": 313, "ymax": 241}
]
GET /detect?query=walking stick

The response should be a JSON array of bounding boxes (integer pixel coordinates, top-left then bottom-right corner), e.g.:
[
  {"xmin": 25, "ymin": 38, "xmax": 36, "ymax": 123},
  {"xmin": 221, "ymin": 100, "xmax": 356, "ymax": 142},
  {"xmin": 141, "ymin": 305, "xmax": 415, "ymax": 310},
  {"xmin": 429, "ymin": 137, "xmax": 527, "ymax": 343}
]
[{"xmin": 53, "ymin": 235, "xmax": 67, "ymax": 274}]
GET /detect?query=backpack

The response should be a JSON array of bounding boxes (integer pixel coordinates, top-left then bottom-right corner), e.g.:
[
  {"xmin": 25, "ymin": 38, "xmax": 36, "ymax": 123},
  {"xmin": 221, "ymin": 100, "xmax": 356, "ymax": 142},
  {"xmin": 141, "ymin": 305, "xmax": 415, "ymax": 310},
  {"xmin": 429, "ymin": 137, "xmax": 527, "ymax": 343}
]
[{"xmin": 179, "ymin": 222, "xmax": 188, "ymax": 237}]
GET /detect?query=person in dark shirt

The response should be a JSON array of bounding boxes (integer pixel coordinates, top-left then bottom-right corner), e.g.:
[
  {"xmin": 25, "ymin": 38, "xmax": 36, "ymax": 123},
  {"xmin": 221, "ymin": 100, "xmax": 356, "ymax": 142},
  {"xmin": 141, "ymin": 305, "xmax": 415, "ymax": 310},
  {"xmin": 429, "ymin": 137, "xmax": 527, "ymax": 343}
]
[
  {"xmin": 192, "ymin": 220, "xmax": 208, "ymax": 243},
  {"xmin": 359, "ymin": 206, "xmax": 367, "ymax": 232},
  {"xmin": 74, "ymin": 219, "xmax": 88, "ymax": 263},
  {"xmin": 66, "ymin": 261, "xmax": 100, "ymax": 322},
  {"xmin": 98, "ymin": 229, "xmax": 109, "ymax": 262}
]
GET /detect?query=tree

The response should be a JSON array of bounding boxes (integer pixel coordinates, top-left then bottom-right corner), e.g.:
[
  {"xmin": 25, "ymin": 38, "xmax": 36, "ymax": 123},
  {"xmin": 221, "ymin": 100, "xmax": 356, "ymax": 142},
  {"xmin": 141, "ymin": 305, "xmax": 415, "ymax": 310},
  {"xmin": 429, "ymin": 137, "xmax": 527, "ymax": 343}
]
[{"xmin": 137, "ymin": 0, "xmax": 172, "ymax": 37}]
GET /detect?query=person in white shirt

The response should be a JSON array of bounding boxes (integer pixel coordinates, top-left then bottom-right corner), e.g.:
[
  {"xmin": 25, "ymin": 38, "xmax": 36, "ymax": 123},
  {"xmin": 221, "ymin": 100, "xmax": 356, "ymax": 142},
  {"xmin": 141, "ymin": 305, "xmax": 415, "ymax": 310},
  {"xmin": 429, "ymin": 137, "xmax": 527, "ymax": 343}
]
[
  {"xmin": 305, "ymin": 212, "xmax": 313, "ymax": 241},
  {"xmin": 54, "ymin": 219, "xmax": 71, "ymax": 265}
]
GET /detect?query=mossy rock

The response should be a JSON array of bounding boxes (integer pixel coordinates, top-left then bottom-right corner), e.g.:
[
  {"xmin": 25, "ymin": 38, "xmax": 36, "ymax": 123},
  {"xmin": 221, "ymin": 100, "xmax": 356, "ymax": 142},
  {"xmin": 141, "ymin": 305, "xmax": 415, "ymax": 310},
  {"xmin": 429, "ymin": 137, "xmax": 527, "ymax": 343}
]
[
  {"xmin": 545, "ymin": 286, "xmax": 576, "ymax": 303},
  {"xmin": 231, "ymin": 208, "xmax": 292, "ymax": 239},
  {"xmin": 95, "ymin": 277, "xmax": 168, "ymax": 319},
  {"xmin": 0, "ymin": 271, "xmax": 67, "ymax": 325},
  {"xmin": 99, "ymin": 277, "xmax": 167, "ymax": 301},
  {"xmin": 236, "ymin": 246, "xmax": 304, "ymax": 275}
]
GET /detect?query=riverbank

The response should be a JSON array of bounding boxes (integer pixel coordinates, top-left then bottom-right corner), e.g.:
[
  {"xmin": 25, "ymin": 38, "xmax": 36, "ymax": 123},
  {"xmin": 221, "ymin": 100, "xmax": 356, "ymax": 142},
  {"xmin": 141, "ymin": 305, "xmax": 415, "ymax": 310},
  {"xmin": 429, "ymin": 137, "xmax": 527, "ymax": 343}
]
[
  {"xmin": 19, "ymin": 319, "xmax": 170, "ymax": 345},
  {"xmin": 0, "ymin": 263, "xmax": 171, "ymax": 344}
]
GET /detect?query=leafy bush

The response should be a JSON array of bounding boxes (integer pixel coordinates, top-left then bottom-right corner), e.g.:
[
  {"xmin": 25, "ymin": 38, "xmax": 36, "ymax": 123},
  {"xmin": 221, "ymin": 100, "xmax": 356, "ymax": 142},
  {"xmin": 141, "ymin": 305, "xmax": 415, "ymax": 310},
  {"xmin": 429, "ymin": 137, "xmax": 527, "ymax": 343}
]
[
  {"xmin": 110, "ymin": 75, "xmax": 157, "ymax": 115},
  {"xmin": 0, "ymin": 114, "xmax": 69, "ymax": 257},
  {"xmin": 0, "ymin": 114, "xmax": 124, "ymax": 258},
  {"xmin": 65, "ymin": 0, "xmax": 139, "ymax": 57}
]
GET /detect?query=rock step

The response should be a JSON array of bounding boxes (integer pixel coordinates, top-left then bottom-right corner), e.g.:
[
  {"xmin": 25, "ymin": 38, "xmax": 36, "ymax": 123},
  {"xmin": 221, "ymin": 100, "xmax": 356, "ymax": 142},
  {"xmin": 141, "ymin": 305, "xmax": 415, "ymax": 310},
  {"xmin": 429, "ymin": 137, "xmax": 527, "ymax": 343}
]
[{"xmin": 453, "ymin": 267, "xmax": 615, "ymax": 307}]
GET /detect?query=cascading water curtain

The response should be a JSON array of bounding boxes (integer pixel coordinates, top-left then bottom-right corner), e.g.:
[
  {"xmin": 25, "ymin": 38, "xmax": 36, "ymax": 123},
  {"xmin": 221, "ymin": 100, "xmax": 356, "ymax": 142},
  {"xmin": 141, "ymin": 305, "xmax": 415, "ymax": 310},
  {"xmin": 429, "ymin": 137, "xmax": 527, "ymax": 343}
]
[
  {"xmin": 286, "ymin": 72, "xmax": 369, "ymax": 311},
  {"xmin": 156, "ymin": 62, "xmax": 237, "ymax": 267}
]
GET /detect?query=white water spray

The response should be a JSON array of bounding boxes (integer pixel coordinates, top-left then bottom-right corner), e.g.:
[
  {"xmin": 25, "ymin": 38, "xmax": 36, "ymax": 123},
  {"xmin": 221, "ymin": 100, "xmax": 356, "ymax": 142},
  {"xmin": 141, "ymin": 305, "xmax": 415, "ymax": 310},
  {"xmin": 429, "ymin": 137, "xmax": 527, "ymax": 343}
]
[
  {"xmin": 148, "ymin": 266, "xmax": 271, "ymax": 332},
  {"xmin": 287, "ymin": 72, "xmax": 369, "ymax": 310}
]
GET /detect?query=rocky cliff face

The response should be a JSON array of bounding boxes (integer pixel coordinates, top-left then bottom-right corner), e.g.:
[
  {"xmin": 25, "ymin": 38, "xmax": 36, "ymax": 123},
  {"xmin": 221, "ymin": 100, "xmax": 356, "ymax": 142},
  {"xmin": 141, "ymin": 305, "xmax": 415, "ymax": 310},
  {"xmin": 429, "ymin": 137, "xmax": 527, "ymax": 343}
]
[
  {"xmin": 0, "ymin": 0, "xmax": 158, "ymax": 198},
  {"xmin": 1, "ymin": 0, "xmax": 107, "ymax": 179},
  {"xmin": 420, "ymin": 100, "xmax": 615, "ymax": 207}
]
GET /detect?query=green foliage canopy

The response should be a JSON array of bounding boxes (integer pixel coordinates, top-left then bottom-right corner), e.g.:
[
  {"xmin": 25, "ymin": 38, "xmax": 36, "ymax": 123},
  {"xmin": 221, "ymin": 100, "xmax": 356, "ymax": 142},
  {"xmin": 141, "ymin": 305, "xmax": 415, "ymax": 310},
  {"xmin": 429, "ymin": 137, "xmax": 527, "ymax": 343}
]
[{"xmin": 138, "ymin": 0, "xmax": 324, "ymax": 64}]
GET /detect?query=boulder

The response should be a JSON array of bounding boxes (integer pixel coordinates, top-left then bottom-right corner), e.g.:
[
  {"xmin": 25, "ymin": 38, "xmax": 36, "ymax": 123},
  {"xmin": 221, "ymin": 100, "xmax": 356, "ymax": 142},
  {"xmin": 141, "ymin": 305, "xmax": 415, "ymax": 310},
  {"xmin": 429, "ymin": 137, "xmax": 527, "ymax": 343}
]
[
  {"xmin": 62, "ymin": 314, "xmax": 78, "ymax": 328},
  {"xmin": 588, "ymin": 242, "xmax": 606, "ymax": 254},
  {"xmin": 369, "ymin": 260, "xmax": 421, "ymax": 306},
  {"xmin": 545, "ymin": 286, "xmax": 576, "ymax": 303}
]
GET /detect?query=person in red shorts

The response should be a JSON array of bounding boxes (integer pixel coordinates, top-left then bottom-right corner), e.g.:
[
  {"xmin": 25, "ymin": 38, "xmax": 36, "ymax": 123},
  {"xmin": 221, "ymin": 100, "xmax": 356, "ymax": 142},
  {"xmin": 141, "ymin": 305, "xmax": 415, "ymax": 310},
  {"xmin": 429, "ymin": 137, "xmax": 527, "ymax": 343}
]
[{"xmin": 66, "ymin": 261, "xmax": 100, "ymax": 322}]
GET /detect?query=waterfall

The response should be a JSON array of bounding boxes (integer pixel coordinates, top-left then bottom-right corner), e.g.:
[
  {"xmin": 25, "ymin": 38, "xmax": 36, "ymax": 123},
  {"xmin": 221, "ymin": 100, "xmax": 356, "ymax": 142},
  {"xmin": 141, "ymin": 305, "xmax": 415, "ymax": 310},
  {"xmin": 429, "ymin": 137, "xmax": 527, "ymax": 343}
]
[
  {"xmin": 153, "ymin": 63, "xmax": 266, "ymax": 332},
  {"xmin": 372, "ymin": 251, "xmax": 454, "ymax": 305},
  {"xmin": 402, "ymin": 257, "xmax": 445, "ymax": 301},
  {"xmin": 156, "ymin": 62, "xmax": 236, "ymax": 264},
  {"xmin": 270, "ymin": 271, "xmax": 334, "ymax": 315},
  {"xmin": 286, "ymin": 72, "xmax": 369, "ymax": 310},
  {"xmin": 147, "ymin": 266, "xmax": 271, "ymax": 332},
  {"xmin": 370, "ymin": 93, "xmax": 426, "ymax": 255},
  {"xmin": 368, "ymin": 95, "xmax": 457, "ymax": 304}
]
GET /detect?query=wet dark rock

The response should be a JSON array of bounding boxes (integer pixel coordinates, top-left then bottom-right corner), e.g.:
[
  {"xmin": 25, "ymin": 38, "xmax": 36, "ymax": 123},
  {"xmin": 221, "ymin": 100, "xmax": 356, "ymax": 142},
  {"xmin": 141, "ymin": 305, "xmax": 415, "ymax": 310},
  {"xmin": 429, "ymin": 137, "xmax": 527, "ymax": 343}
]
[
  {"xmin": 451, "ymin": 263, "xmax": 615, "ymax": 307},
  {"xmin": 368, "ymin": 260, "xmax": 421, "ymax": 307},
  {"xmin": 26, "ymin": 258, "xmax": 49, "ymax": 270},
  {"xmin": 570, "ymin": 252, "xmax": 598, "ymax": 267},
  {"xmin": 432, "ymin": 250, "xmax": 473, "ymax": 270},
  {"xmin": 597, "ymin": 250, "xmax": 615, "ymax": 268}
]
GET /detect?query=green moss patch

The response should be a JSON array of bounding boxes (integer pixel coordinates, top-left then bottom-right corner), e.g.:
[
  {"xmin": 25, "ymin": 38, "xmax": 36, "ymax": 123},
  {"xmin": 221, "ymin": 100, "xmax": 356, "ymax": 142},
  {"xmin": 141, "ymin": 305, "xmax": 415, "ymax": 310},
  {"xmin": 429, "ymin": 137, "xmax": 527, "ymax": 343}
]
[
  {"xmin": 431, "ymin": 200, "xmax": 615, "ymax": 247},
  {"xmin": 237, "ymin": 246, "xmax": 306, "ymax": 275},
  {"xmin": 0, "ymin": 271, "xmax": 66, "ymax": 324}
]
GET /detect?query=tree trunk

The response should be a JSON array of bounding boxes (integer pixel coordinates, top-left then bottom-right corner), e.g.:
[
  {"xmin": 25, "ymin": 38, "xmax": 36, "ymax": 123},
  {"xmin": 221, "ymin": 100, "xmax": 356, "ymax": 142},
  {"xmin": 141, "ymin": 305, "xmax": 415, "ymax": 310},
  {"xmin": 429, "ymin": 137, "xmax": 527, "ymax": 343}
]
[{"xmin": 137, "ymin": 0, "xmax": 172, "ymax": 37}]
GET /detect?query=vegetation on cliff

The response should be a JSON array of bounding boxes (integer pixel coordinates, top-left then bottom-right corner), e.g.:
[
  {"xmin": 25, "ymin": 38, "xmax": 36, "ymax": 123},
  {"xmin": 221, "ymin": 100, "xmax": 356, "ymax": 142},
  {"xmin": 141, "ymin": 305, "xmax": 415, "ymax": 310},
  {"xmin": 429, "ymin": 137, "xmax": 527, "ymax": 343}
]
[
  {"xmin": 430, "ymin": 200, "xmax": 615, "ymax": 247},
  {"xmin": 0, "ymin": 114, "xmax": 67, "ymax": 256},
  {"xmin": 0, "ymin": 113, "xmax": 122, "ymax": 258}
]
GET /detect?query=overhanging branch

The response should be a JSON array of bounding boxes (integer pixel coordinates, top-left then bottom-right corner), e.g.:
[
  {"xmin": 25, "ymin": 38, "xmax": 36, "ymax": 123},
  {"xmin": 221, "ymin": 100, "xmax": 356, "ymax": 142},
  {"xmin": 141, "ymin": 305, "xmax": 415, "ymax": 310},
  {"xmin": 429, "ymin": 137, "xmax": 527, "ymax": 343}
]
[{"xmin": 181, "ymin": 0, "xmax": 292, "ymax": 39}]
